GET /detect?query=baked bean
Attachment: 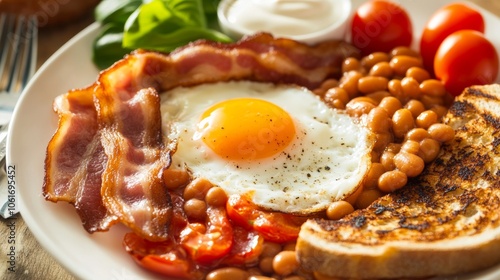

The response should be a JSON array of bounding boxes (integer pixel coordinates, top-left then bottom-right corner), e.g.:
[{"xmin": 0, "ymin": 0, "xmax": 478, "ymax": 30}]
[
  {"xmin": 344, "ymin": 184, "xmax": 363, "ymax": 205},
  {"xmin": 366, "ymin": 90, "xmax": 391, "ymax": 103},
  {"xmin": 342, "ymin": 57, "xmax": 362, "ymax": 73},
  {"xmin": 273, "ymin": 251, "xmax": 300, "ymax": 276},
  {"xmin": 390, "ymin": 55, "xmax": 423, "ymax": 77},
  {"xmin": 184, "ymin": 177, "xmax": 212, "ymax": 200},
  {"xmin": 380, "ymin": 150, "xmax": 396, "ymax": 171},
  {"xmin": 331, "ymin": 99, "xmax": 345, "ymax": 109},
  {"xmin": 392, "ymin": 108, "xmax": 415, "ymax": 139},
  {"xmin": 420, "ymin": 94, "xmax": 444, "ymax": 109},
  {"xmin": 320, "ymin": 78, "xmax": 339, "ymax": 90},
  {"xmin": 324, "ymin": 87, "xmax": 350, "ymax": 105},
  {"xmin": 206, "ymin": 267, "xmax": 250, "ymax": 280},
  {"xmin": 394, "ymin": 151, "xmax": 425, "ymax": 177},
  {"xmin": 364, "ymin": 163, "xmax": 386, "ymax": 190},
  {"xmin": 405, "ymin": 128, "xmax": 430, "ymax": 142},
  {"xmin": 369, "ymin": 61, "xmax": 394, "ymax": 78},
  {"xmin": 339, "ymin": 71, "xmax": 363, "ymax": 98},
  {"xmin": 401, "ymin": 77, "xmax": 421, "ymax": 99},
  {"xmin": 416, "ymin": 110, "xmax": 438, "ymax": 129},
  {"xmin": 358, "ymin": 76, "xmax": 389, "ymax": 94},
  {"xmin": 390, "ymin": 46, "xmax": 420, "ymax": 58},
  {"xmin": 345, "ymin": 97, "xmax": 377, "ymax": 117},
  {"xmin": 312, "ymin": 88, "xmax": 325, "ymax": 97},
  {"xmin": 430, "ymin": 105, "xmax": 449, "ymax": 119},
  {"xmin": 378, "ymin": 96, "xmax": 402, "ymax": 117},
  {"xmin": 367, "ymin": 107, "xmax": 391, "ymax": 133},
  {"xmin": 418, "ymin": 138, "xmax": 441, "ymax": 163},
  {"xmin": 326, "ymin": 201, "xmax": 354, "ymax": 220},
  {"xmin": 378, "ymin": 170, "xmax": 408, "ymax": 192},
  {"xmin": 404, "ymin": 99, "xmax": 425, "ymax": 118},
  {"xmin": 184, "ymin": 198, "xmax": 207, "ymax": 220},
  {"xmin": 355, "ymin": 189, "xmax": 382, "ymax": 209},
  {"xmin": 205, "ymin": 187, "xmax": 228, "ymax": 207},
  {"xmin": 373, "ymin": 132, "xmax": 393, "ymax": 152},
  {"xmin": 428, "ymin": 123, "xmax": 455, "ymax": 142},
  {"xmin": 163, "ymin": 169, "xmax": 190, "ymax": 190},
  {"xmin": 361, "ymin": 52, "xmax": 390, "ymax": 70},
  {"xmin": 249, "ymin": 276, "xmax": 275, "ymax": 280},
  {"xmin": 385, "ymin": 143, "xmax": 402, "ymax": 153},
  {"xmin": 420, "ymin": 79, "xmax": 446, "ymax": 97},
  {"xmin": 400, "ymin": 140, "xmax": 420, "ymax": 154},
  {"xmin": 388, "ymin": 79, "xmax": 407, "ymax": 103},
  {"xmin": 406, "ymin": 67, "xmax": 430, "ymax": 83},
  {"xmin": 261, "ymin": 242, "xmax": 282, "ymax": 258},
  {"xmin": 259, "ymin": 257, "xmax": 275, "ymax": 274}
]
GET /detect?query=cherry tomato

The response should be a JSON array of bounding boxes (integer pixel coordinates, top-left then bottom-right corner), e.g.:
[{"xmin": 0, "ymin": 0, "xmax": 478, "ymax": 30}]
[
  {"xmin": 351, "ymin": 0, "xmax": 412, "ymax": 55},
  {"xmin": 226, "ymin": 194, "xmax": 306, "ymax": 243},
  {"xmin": 420, "ymin": 3, "xmax": 485, "ymax": 74},
  {"xmin": 434, "ymin": 30, "xmax": 499, "ymax": 96},
  {"xmin": 222, "ymin": 226, "xmax": 264, "ymax": 266},
  {"xmin": 123, "ymin": 233, "xmax": 203, "ymax": 279},
  {"xmin": 180, "ymin": 205, "xmax": 233, "ymax": 265}
]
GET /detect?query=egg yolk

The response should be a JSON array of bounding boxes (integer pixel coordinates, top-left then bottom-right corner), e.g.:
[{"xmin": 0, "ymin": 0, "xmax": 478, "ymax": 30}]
[{"xmin": 196, "ymin": 98, "xmax": 296, "ymax": 160}]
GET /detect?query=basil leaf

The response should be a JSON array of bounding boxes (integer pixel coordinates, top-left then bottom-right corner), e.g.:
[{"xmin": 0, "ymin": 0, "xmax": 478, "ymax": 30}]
[
  {"xmin": 92, "ymin": 24, "xmax": 134, "ymax": 70},
  {"xmin": 123, "ymin": 0, "xmax": 232, "ymax": 50},
  {"xmin": 95, "ymin": 0, "xmax": 144, "ymax": 25},
  {"xmin": 124, "ymin": 26, "xmax": 232, "ymax": 53}
]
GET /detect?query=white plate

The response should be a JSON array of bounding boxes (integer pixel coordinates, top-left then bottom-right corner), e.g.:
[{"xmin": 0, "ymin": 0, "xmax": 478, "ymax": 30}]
[{"xmin": 8, "ymin": 1, "xmax": 500, "ymax": 279}]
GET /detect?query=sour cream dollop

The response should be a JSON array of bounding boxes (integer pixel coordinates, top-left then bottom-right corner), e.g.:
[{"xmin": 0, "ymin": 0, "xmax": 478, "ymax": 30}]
[{"xmin": 218, "ymin": 0, "xmax": 351, "ymax": 44}]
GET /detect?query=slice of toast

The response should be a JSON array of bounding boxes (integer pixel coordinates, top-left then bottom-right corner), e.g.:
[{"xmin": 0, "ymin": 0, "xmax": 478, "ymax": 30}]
[{"xmin": 297, "ymin": 84, "xmax": 500, "ymax": 279}]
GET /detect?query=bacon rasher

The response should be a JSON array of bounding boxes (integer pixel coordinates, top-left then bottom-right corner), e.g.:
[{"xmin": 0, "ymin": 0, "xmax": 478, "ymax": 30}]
[{"xmin": 43, "ymin": 33, "xmax": 359, "ymax": 241}]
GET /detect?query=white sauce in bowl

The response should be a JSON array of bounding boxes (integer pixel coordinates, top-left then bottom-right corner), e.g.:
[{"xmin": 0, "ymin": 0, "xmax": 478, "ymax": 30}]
[{"xmin": 218, "ymin": 0, "xmax": 352, "ymax": 44}]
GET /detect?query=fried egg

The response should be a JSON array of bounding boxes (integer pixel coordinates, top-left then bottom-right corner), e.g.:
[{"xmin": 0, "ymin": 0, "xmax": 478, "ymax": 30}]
[{"xmin": 161, "ymin": 81, "xmax": 373, "ymax": 214}]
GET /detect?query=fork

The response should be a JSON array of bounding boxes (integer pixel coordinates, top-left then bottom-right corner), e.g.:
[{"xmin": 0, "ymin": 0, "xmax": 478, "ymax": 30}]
[{"xmin": 0, "ymin": 13, "xmax": 38, "ymax": 218}]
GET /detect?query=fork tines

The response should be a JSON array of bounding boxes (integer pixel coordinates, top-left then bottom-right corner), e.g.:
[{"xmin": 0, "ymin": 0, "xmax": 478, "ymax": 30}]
[{"xmin": 0, "ymin": 13, "xmax": 38, "ymax": 99}]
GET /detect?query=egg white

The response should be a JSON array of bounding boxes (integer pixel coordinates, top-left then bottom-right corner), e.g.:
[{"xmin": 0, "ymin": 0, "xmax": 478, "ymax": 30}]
[{"xmin": 160, "ymin": 81, "xmax": 373, "ymax": 214}]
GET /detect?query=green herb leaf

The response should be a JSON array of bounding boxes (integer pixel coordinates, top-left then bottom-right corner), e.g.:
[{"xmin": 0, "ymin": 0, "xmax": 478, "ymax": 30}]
[
  {"xmin": 92, "ymin": 24, "xmax": 134, "ymax": 70},
  {"xmin": 92, "ymin": 0, "xmax": 233, "ymax": 70},
  {"xmin": 95, "ymin": 0, "xmax": 144, "ymax": 25}
]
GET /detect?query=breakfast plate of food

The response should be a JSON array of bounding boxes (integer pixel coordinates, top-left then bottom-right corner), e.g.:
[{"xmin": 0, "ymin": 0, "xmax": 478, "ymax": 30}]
[{"xmin": 7, "ymin": 0, "xmax": 500, "ymax": 279}]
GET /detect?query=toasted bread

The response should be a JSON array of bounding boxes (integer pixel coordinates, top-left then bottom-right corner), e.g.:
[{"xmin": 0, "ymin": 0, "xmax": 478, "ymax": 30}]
[{"xmin": 297, "ymin": 84, "xmax": 500, "ymax": 279}]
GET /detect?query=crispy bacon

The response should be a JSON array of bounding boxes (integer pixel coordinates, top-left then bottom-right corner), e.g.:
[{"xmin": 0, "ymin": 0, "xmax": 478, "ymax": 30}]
[
  {"xmin": 43, "ymin": 33, "xmax": 359, "ymax": 241},
  {"xmin": 43, "ymin": 88, "xmax": 114, "ymax": 232},
  {"xmin": 96, "ymin": 86, "xmax": 172, "ymax": 241}
]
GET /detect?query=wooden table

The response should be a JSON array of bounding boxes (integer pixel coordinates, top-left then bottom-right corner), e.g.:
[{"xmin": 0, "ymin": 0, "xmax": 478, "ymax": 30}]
[{"xmin": 1, "ymin": 1, "xmax": 499, "ymax": 279}]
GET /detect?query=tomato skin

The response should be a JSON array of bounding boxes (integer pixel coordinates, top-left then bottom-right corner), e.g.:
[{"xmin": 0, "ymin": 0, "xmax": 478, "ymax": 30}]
[
  {"xmin": 123, "ymin": 233, "xmax": 204, "ymax": 280},
  {"xmin": 420, "ymin": 3, "xmax": 485, "ymax": 73},
  {"xmin": 226, "ymin": 194, "xmax": 305, "ymax": 243},
  {"xmin": 351, "ymin": 0, "xmax": 412, "ymax": 55},
  {"xmin": 434, "ymin": 30, "xmax": 499, "ymax": 96}
]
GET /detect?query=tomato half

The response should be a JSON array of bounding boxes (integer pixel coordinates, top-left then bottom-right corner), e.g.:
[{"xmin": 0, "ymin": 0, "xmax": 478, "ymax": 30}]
[
  {"xmin": 351, "ymin": 0, "xmax": 412, "ymax": 55},
  {"xmin": 420, "ymin": 3, "xmax": 485, "ymax": 74},
  {"xmin": 180, "ymin": 206, "xmax": 234, "ymax": 265},
  {"xmin": 226, "ymin": 194, "xmax": 306, "ymax": 243},
  {"xmin": 123, "ymin": 233, "xmax": 203, "ymax": 279},
  {"xmin": 434, "ymin": 30, "xmax": 499, "ymax": 96}
]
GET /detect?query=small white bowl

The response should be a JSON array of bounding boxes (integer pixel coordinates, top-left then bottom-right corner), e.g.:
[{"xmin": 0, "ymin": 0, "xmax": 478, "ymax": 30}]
[{"xmin": 217, "ymin": 0, "xmax": 352, "ymax": 44}]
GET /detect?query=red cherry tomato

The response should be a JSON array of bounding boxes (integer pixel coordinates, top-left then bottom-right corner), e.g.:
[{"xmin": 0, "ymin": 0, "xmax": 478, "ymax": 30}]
[
  {"xmin": 180, "ymin": 206, "xmax": 234, "ymax": 265},
  {"xmin": 226, "ymin": 194, "xmax": 306, "ymax": 243},
  {"xmin": 434, "ymin": 30, "xmax": 499, "ymax": 96},
  {"xmin": 123, "ymin": 233, "xmax": 203, "ymax": 279},
  {"xmin": 351, "ymin": 0, "xmax": 412, "ymax": 55},
  {"xmin": 420, "ymin": 3, "xmax": 485, "ymax": 74}
]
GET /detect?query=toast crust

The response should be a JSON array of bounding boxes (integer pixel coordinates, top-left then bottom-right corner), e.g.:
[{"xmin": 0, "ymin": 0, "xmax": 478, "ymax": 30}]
[{"xmin": 297, "ymin": 84, "xmax": 500, "ymax": 279}]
